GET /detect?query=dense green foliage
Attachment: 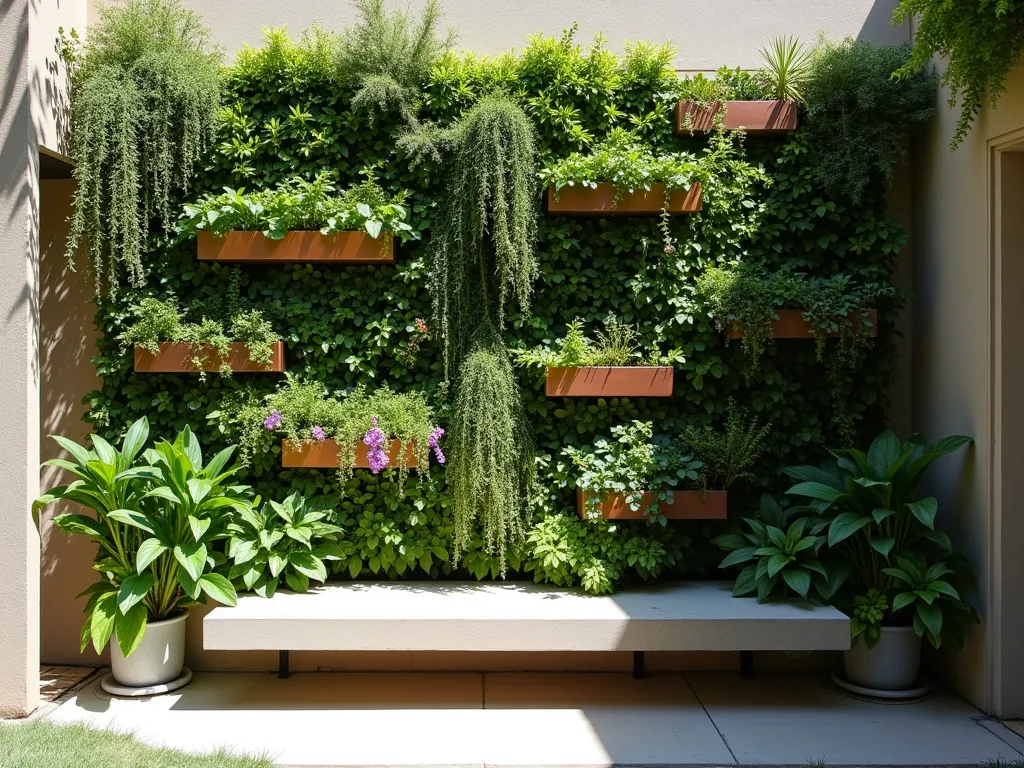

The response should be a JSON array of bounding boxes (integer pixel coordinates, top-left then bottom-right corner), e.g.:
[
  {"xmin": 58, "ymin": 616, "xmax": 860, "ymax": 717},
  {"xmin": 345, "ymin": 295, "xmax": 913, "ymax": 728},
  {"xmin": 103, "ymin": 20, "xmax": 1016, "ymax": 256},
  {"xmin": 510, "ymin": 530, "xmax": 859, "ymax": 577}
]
[
  {"xmin": 64, "ymin": 0, "xmax": 221, "ymax": 295},
  {"xmin": 513, "ymin": 317, "xmax": 675, "ymax": 368},
  {"xmin": 86, "ymin": 25, "xmax": 911, "ymax": 594},
  {"xmin": 895, "ymin": 0, "xmax": 1024, "ymax": 149},
  {"xmin": 176, "ymin": 174, "xmax": 416, "ymax": 241},
  {"xmin": 803, "ymin": 39, "xmax": 936, "ymax": 203}
]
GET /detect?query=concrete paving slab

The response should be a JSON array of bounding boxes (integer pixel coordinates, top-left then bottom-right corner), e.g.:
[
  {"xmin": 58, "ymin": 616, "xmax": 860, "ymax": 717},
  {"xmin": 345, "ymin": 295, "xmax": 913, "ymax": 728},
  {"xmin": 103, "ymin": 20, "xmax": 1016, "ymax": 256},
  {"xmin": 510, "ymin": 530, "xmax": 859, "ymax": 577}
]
[
  {"xmin": 687, "ymin": 671, "xmax": 1024, "ymax": 765},
  {"xmin": 481, "ymin": 672, "xmax": 735, "ymax": 766}
]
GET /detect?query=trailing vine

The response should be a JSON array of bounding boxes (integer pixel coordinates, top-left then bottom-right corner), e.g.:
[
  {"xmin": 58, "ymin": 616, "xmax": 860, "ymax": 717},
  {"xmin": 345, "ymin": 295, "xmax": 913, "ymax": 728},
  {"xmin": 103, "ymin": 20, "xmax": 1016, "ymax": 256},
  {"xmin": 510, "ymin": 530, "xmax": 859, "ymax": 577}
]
[
  {"xmin": 894, "ymin": 0, "xmax": 1024, "ymax": 149},
  {"xmin": 63, "ymin": 0, "xmax": 222, "ymax": 295}
]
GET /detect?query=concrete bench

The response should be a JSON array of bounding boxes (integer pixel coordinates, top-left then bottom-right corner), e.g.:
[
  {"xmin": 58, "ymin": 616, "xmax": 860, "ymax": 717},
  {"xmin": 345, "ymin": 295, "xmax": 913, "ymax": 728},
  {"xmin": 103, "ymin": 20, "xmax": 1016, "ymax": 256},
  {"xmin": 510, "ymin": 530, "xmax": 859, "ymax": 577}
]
[{"xmin": 204, "ymin": 580, "xmax": 849, "ymax": 679}]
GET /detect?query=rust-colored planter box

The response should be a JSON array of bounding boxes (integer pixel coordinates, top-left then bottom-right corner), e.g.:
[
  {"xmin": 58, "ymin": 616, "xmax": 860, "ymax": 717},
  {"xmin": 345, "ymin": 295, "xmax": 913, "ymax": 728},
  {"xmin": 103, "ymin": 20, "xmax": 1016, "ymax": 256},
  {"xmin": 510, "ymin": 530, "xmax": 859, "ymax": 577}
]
[
  {"xmin": 197, "ymin": 230, "xmax": 394, "ymax": 264},
  {"xmin": 281, "ymin": 439, "xmax": 419, "ymax": 469},
  {"xmin": 133, "ymin": 342, "xmax": 285, "ymax": 373},
  {"xmin": 545, "ymin": 366, "xmax": 674, "ymax": 397},
  {"xmin": 727, "ymin": 309, "xmax": 878, "ymax": 340},
  {"xmin": 545, "ymin": 182, "xmax": 702, "ymax": 215},
  {"xmin": 576, "ymin": 488, "xmax": 727, "ymax": 521},
  {"xmin": 675, "ymin": 100, "xmax": 799, "ymax": 135}
]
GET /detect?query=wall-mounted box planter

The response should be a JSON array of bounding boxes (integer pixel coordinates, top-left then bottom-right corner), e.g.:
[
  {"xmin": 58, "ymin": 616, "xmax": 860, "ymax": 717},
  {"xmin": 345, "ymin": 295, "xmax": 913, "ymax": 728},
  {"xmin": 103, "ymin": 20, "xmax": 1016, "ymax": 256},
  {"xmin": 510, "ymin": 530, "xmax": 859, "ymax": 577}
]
[
  {"xmin": 576, "ymin": 488, "xmax": 727, "ymax": 521},
  {"xmin": 675, "ymin": 100, "xmax": 799, "ymax": 136},
  {"xmin": 545, "ymin": 366, "xmax": 674, "ymax": 397},
  {"xmin": 281, "ymin": 439, "xmax": 419, "ymax": 469},
  {"xmin": 133, "ymin": 342, "xmax": 286, "ymax": 373},
  {"xmin": 197, "ymin": 231, "xmax": 394, "ymax": 264},
  {"xmin": 545, "ymin": 182, "xmax": 702, "ymax": 215},
  {"xmin": 727, "ymin": 309, "xmax": 878, "ymax": 340}
]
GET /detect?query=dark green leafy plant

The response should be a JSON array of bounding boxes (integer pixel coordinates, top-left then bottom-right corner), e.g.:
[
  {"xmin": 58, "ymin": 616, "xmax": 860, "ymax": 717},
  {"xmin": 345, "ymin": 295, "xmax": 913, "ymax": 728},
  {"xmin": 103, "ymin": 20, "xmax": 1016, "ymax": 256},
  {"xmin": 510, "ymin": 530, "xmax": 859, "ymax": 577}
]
[
  {"xmin": 785, "ymin": 429, "xmax": 979, "ymax": 649},
  {"xmin": 227, "ymin": 492, "xmax": 347, "ymax": 596},
  {"xmin": 63, "ymin": 0, "xmax": 222, "ymax": 295},
  {"xmin": 894, "ymin": 0, "xmax": 1024, "ymax": 149},
  {"xmin": 335, "ymin": 0, "xmax": 453, "ymax": 127},
  {"xmin": 33, "ymin": 418, "xmax": 246, "ymax": 657},
  {"xmin": 120, "ymin": 296, "xmax": 277, "ymax": 377},
  {"xmin": 803, "ymin": 38, "xmax": 936, "ymax": 203},
  {"xmin": 714, "ymin": 494, "xmax": 839, "ymax": 602},
  {"xmin": 681, "ymin": 402, "xmax": 770, "ymax": 491},
  {"xmin": 565, "ymin": 421, "xmax": 701, "ymax": 523},
  {"xmin": 176, "ymin": 172, "xmax": 417, "ymax": 242}
]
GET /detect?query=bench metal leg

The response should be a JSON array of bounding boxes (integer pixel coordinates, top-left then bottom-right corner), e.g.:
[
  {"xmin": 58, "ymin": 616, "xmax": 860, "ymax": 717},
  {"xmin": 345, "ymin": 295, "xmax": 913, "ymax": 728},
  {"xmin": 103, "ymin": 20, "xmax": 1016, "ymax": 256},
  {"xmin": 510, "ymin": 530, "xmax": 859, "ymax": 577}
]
[
  {"xmin": 739, "ymin": 650, "xmax": 754, "ymax": 679},
  {"xmin": 279, "ymin": 650, "xmax": 290, "ymax": 679},
  {"xmin": 633, "ymin": 651, "xmax": 645, "ymax": 680}
]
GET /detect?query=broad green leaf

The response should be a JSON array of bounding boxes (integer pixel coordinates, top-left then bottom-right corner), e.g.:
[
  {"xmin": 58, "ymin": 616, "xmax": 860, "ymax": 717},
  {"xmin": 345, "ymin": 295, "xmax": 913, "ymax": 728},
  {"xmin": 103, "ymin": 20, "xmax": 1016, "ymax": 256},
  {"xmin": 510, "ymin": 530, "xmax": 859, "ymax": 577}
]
[
  {"xmin": 107, "ymin": 509, "xmax": 154, "ymax": 533},
  {"xmin": 289, "ymin": 551, "xmax": 327, "ymax": 582},
  {"xmin": 907, "ymin": 497, "xmax": 938, "ymax": 529},
  {"xmin": 198, "ymin": 573, "xmax": 237, "ymax": 606},
  {"xmin": 767, "ymin": 553, "xmax": 793, "ymax": 578},
  {"xmin": 117, "ymin": 573, "xmax": 153, "ymax": 615},
  {"xmin": 869, "ymin": 536, "xmax": 896, "ymax": 558},
  {"xmin": 719, "ymin": 547, "xmax": 757, "ymax": 568},
  {"xmin": 90, "ymin": 591, "xmax": 118, "ymax": 655},
  {"xmin": 892, "ymin": 592, "xmax": 916, "ymax": 612},
  {"xmin": 786, "ymin": 482, "xmax": 843, "ymax": 504},
  {"xmin": 173, "ymin": 541, "xmax": 208, "ymax": 582},
  {"xmin": 137, "ymin": 538, "xmax": 168, "ymax": 573},
  {"xmin": 285, "ymin": 570, "xmax": 310, "ymax": 593},
  {"xmin": 732, "ymin": 564, "xmax": 757, "ymax": 596},
  {"xmin": 782, "ymin": 568, "xmax": 810, "ymax": 597},
  {"xmin": 53, "ymin": 514, "xmax": 108, "ymax": 540},
  {"xmin": 917, "ymin": 600, "xmax": 943, "ymax": 639},
  {"xmin": 827, "ymin": 512, "xmax": 872, "ymax": 547},
  {"xmin": 115, "ymin": 604, "xmax": 148, "ymax": 658}
]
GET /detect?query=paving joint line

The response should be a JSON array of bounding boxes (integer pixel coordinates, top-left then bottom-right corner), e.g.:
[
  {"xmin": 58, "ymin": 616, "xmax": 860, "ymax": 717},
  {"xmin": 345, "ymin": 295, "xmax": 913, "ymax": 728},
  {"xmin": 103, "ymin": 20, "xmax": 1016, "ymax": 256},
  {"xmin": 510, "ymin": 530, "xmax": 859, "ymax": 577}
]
[{"xmin": 682, "ymin": 671, "xmax": 738, "ymax": 766}]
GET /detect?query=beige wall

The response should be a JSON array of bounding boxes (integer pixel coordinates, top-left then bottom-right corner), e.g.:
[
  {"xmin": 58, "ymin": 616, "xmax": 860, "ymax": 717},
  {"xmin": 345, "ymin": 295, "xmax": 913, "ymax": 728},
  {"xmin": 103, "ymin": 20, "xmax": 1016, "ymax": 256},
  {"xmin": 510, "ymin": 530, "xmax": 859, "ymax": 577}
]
[
  {"xmin": 31, "ymin": 0, "xmax": 88, "ymax": 154},
  {"xmin": 181, "ymin": 0, "xmax": 908, "ymax": 65},
  {"xmin": 913, "ymin": 60, "xmax": 1024, "ymax": 716},
  {"xmin": 1, "ymin": 0, "xmax": 42, "ymax": 719},
  {"xmin": 38, "ymin": 179, "xmax": 105, "ymax": 667}
]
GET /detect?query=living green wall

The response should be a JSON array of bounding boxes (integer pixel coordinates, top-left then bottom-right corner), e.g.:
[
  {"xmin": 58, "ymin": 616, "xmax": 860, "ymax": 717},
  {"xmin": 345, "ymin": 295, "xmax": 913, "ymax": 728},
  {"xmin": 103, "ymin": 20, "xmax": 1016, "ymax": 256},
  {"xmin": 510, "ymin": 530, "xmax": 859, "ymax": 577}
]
[{"xmin": 85, "ymin": 30, "xmax": 906, "ymax": 594}]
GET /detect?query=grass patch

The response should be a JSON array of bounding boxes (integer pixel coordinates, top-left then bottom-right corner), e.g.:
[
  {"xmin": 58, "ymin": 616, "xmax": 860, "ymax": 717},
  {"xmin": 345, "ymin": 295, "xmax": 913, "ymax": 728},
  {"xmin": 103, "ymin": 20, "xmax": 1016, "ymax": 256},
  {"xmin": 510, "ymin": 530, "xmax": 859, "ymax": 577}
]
[{"xmin": 0, "ymin": 721, "xmax": 273, "ymax": 768}]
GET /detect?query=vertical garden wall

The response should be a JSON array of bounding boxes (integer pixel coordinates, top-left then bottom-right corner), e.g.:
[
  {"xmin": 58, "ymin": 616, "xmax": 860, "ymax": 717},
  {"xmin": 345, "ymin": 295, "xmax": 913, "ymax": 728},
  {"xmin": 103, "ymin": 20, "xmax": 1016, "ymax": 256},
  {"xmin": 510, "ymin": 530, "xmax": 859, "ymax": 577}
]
[{"xmin": 77, "ymin": 20, "xmax": 930, "ymax": 595}]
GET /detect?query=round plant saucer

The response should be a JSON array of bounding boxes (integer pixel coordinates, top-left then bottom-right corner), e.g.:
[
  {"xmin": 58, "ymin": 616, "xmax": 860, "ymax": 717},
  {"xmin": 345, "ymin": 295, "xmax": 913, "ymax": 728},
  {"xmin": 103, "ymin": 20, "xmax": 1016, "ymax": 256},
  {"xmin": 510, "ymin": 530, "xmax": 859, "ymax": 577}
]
[
  {"xmin": 99, "ymin": 667, "xmax": 192, "ymax": 698},
  {"xmin": 831, "ymin": 671, "xmax": 930, "ymax": 704}
]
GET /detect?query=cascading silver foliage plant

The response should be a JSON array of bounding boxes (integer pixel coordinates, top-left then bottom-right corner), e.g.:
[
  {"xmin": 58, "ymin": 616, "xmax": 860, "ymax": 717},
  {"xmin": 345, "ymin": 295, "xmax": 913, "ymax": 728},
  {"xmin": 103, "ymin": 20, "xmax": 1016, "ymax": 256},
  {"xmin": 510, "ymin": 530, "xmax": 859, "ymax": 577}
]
[
  {"xmin": 421, "ymin": 93, "xmax": 539, "ymax": 572},
  {"xmin": 64, "ymin": 0, "xmax": 222, "ymax": 296}
]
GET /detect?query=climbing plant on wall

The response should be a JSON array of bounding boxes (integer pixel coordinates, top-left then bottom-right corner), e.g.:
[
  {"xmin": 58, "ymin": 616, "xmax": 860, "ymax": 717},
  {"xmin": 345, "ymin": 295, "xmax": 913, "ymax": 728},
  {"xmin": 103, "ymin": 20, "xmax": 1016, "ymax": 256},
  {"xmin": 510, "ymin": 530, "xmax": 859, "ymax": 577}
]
[{"xmin": 85, "ymin": 26, "xmax": 913, "ymax": 595}]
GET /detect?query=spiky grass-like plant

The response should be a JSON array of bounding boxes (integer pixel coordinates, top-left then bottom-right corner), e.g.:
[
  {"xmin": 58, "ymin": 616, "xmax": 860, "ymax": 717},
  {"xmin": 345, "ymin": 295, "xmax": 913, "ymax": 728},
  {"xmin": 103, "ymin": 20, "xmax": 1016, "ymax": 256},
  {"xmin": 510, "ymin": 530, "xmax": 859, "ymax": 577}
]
[
  {"xmin": 758, "ymin": 36, "xmax": 811, "ymax": 102},
  {"xmin": 65, "ymin": 0, "xmax": 221, "ymax": 296},
  {"xmin": 335, "ymin": 0, "xmax": 453, "ymax": 126},
  {"xmin": 428, "ymin": 93, "xmax": 539, "ymax": 374},
  {"xmin": 448, "ymin": 331, "xmax": 535, "ymax": 572}
]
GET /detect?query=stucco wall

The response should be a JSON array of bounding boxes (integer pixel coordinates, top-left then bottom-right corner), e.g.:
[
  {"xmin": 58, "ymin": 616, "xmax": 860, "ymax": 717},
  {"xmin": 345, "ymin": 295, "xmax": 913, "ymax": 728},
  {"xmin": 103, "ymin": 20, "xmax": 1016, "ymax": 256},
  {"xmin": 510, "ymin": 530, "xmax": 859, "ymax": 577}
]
[
  {"xmin": 31, "ymin": 0, "xmax": 87, "ymax": 154},
  {"xmin": 180, "ymin": 0, "xmax": 907, "ymax": 65},
  {"xmin": 912, "ymin": 61, "xmax": 1024, "ymax": 717}
]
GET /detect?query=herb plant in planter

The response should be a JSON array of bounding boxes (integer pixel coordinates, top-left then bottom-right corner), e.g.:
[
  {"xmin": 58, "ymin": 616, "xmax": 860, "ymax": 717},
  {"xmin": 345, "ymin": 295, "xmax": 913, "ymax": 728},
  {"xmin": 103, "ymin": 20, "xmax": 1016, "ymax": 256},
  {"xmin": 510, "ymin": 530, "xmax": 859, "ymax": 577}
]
[
  {"xmin": 33, "ymin": 418, "xmax": 247, "ymax": 691},
  {"xmin": 123, "ymin": 297, "xmax": 283, "ymax": 376},
  {"xmin": 567, "ymin": 409, "xmax": 768, "ymax": 523},
  {"xmin": 177, "ymin": 173, "xmax": 418, "ymax": 263},
  {"xmin": 784, "ymin": 429, "xmax": 978, "ymax": 694},
  {"xmin": 540, "ymin": 128, "xmax": 704, "ymax": 224},
  {"xmin": 234, "ymin": 377, "xmax": 442, "ymax": 493},
  {"xmin": 514, "ymin": 318, "xmax": 678, "ymax": 397},
  {"xmin": 676, "ymin": 37, "xmax": 808, "ymax": 135}
]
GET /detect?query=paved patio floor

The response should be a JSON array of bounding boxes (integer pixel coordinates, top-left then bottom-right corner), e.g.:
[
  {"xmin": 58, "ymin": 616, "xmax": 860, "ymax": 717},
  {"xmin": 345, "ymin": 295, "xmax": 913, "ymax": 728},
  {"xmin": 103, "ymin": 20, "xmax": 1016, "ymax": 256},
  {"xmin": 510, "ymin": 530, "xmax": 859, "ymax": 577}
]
[{"xmin": 40, "ymin": 671, "xmax": 1024, "ymax": 767}]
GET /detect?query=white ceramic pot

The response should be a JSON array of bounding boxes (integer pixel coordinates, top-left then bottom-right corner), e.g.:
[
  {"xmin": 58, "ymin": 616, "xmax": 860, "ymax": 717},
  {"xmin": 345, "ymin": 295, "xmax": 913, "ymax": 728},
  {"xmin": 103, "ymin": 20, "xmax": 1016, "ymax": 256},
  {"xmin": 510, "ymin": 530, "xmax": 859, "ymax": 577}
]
[
  {"xmin": 843, "ymin": 625, "xmax": 921, "ymax": 691},
  {"xmin": 110, "ymin": 610, "xmax": 188, "ymax": 688}
]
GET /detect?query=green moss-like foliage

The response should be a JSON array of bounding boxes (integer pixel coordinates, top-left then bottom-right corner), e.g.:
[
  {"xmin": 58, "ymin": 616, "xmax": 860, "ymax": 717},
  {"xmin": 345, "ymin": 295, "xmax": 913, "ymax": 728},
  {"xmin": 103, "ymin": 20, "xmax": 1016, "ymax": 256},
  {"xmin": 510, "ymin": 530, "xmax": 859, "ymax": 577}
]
[
  {"xmin": 86, "ymin": 27, "xmax": 909, "ymax": 594},
  {"xmin": 64, "ymin": 0, "xmax": 221, "ymax": 295},
  {"xmin": 803, "ymin": 38, "xmax": 937, "ymax": 203}
]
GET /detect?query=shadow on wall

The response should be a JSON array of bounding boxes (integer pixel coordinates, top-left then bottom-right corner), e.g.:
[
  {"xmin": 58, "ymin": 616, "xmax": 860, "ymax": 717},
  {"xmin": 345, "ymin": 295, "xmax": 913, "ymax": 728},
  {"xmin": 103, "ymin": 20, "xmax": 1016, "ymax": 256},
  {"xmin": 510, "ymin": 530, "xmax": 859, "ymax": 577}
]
[
  {"xmin": 858, "ymin": 0, "xmax": 910, "ymax": 46},
  {"xmin": 39, "ymin": 178, "xmax": 105, "ymax": 666}
]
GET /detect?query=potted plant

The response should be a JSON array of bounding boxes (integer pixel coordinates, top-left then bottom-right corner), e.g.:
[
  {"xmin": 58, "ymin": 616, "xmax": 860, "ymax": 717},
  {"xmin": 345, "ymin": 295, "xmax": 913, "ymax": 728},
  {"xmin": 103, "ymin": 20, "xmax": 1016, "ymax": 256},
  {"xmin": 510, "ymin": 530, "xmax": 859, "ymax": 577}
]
[
  {"xmin": 123, "ymin": 296, "xmax": 284, "ymax": 376},
  {"xmin": 176, "ymin": 172, "xmax": 418, "ymax": 263},
  {"xmin": 566, "ymin": 407, "xmax": 768, "ymax": 522},
  {"xmin": 676, "ymin": 37, "xmax": 808, "ymax": 135},
  {"xmin": 539, "ymin": 128, "xmax": 704, "ymax": 251},
  {"xmin": 33, "ymin": 418, "xmax": 248, "ymax": 691},
  {"xmin": 513, "ymin": 317, "xmax": 679, "ymax": 397},
  {"xmin": 220, "ymin": 378, "xmax": 443, "ymax": 495},
  {"xmin": 784, "ymin": 429, "xmax": 979, "ymax": 694}
]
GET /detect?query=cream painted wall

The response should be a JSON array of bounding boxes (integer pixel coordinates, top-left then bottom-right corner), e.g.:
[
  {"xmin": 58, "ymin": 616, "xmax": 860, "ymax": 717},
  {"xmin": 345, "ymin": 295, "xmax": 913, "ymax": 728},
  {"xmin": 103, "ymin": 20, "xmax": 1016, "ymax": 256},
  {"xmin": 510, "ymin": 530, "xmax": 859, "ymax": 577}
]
[
  {"xmin": 31, "ymin": 0, "xmax": 88, "ymax": 154},
  {"xmin": 38, "ymin": 179, "xmax": 105, "ymax": 667},
  {"xmin": 181, "ymin": 0, "xmax": 908, "ymax": 64},
  {"xmin": 913, "ymin": 61, "xmax": 1024, "ymax": 717}
]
